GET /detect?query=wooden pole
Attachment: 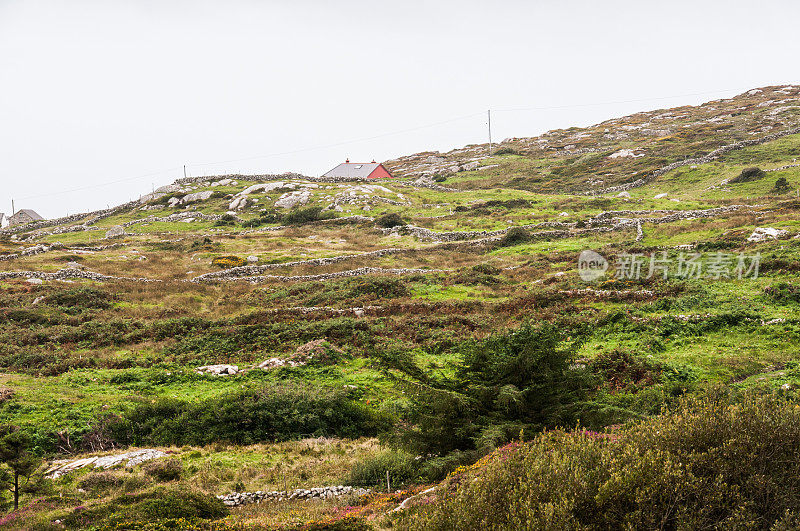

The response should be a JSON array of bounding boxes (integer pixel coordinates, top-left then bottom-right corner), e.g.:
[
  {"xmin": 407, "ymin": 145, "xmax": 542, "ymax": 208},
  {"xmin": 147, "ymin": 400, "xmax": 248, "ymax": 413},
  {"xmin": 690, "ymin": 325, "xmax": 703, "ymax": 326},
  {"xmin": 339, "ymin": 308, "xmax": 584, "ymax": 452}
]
[{"xmin": 487, "ymin": 109, "xmax": 492, "ymax": 155}]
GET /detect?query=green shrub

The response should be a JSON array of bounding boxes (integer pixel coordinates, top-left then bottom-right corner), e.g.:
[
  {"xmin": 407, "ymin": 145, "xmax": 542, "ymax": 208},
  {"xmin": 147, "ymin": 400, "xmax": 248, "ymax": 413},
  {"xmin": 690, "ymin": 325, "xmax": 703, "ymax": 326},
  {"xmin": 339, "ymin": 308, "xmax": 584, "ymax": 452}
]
[
  {"xmin": 772, "ymin": 176, "xmax": 792, "ymax": 193},
  {"xmin": 452, "ymin": 263, "xmax": 502, "ymax": 286},
  {"xmin": 416, "ymin": 449, "xmax": 482, "ymax": 482},
  {"xmin": 374, "ymin": 212, "xmax": 406, "ymax": 228},
  {"xmin": 63, "ymin": 487, "xmax": 228, "ymax": 528},
  {"xmin": 46, "ymin": 287, "xmax": 113, "ymax": 310},
  {"xmin": 482, "ymin": 199, "xmax": 532, "ymax": 209},
  {"xmin": 213, "ymin": 214, "xmax": 237, "ymax": 226},
  {"xmin": 188, "ymin": 237, "xmax": 218, "ymax": 252},
  {"xmin": 109, "ymin": 383, "xmax": 389, "ymax": 446},
  {"xmin": 348, "ymin": 278, "xmax": 409, "ymax": 299},
  {"xmin": 400, "ymin": 391, "xmax": 800, "ymax": 530},
  {"xmin": 492, "ymin": 147, "xmax": 519, "ymax": 156},
  {"xmin": 132, "ymin": 488, "xmax": 227, "ymax": 519},
  {"xmin": 346, "ymin": 450, "xmax": 419, "ymax": 488},
  {"xmin": 470, "ymin": 263, "xmax": 500, "ymax": 276},
  {"xmin": 496, "ymin": 227, "xmax": 531, "ymax": 247},
  {"xmin": 765, "ymin": 282, "xmax": 800, "ymax": 304},
  {"xmin": 589, "ymin": 349, "xmax": 663, "ymax": 391},
  {"xmin": 729, "ymin": 166, "xmax": 765, "ymax": 183},
  {"xmin": 0, "ymin": 309, "xmax": 52, "ymax": 325},
  {"xmin": 280, "ymin": 206, "xmax": 334, "ymax": 225},
  {"xmin": 143, "ymin": 458, "xmax": 183, "ymax": 482}
]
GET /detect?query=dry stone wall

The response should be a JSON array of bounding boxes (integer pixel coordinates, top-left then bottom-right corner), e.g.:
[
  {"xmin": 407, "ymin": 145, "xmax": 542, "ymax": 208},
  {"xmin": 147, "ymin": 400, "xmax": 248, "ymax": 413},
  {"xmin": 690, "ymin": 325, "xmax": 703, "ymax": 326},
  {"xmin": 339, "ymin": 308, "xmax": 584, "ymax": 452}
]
[
  {"xmin": 588, "ymin": 205, "xmax": 754, "ymax": 227},
  {"xmin": 192, "ymin": 248, "xmax": 405, "ymax": 281},
  {"xmin": 197, "ymin": 266, "xmax": 446, "ymax": 284},
  {"xmin": 218, "ymin": 486, "xmax": 371, "ymax": 507},
  {"xmin": 383, "ymin": 221, "xmax": 575, "ymax": 242},
  {"xmin": 121, "ymin": 211, "xmax": 225, "ymax": 228},
  {"xmin": 0, "ymin": 268, "xmax": 160, "ymax": 283}
]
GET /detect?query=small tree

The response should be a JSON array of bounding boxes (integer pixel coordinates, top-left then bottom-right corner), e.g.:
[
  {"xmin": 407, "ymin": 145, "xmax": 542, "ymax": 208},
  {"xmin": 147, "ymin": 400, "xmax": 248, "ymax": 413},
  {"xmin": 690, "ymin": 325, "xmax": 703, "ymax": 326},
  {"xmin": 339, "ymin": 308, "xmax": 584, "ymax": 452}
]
[
  {"xmin": 772, "ymin": 177, "xmax": 791, "ymax": 193},
  {"xmin": 374, "ymin": 212, "xmax": 406, "ymax": 228},
  {"xmin": 382, "ymin": 322, "xmax": 595, "ymax": 454},
  {"xmin": 0, "ymin": 427, "xmax": 40, "ymax": 511}
]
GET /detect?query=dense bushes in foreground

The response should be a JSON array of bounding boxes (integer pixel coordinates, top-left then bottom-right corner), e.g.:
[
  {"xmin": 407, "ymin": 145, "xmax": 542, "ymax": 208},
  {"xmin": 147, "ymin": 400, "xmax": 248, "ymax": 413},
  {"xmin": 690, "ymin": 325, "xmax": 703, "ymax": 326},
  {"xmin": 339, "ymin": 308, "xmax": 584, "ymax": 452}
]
[
  {"xmin": 61, "ymin": 487, "xmax": 227, "ymax": 529},
  {"xmin": 400, "ymin": 391, "xmax": 800, "ymax": 530}
]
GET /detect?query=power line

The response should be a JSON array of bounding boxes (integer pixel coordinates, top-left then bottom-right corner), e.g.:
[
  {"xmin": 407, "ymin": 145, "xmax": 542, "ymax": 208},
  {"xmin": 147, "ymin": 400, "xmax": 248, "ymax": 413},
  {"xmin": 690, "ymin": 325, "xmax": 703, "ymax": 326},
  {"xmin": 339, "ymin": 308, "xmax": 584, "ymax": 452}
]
[
  {"xmin": 493, "ymin": 87, "xmax": 750, "ymax": 113},
  {"xmin": 12, "ymin": 85, "xmax": 756, "ymax": 202},
  {"xmin": 15, "ymin": 112, "xmax": 486, "ymax": 202},
  {"xmin": 18, "ymin": 167, "xmax": 183, "ymax": 201},
  {"xmin": 188, "ymin": 111, "xmax": 486, "ymax": 168}
]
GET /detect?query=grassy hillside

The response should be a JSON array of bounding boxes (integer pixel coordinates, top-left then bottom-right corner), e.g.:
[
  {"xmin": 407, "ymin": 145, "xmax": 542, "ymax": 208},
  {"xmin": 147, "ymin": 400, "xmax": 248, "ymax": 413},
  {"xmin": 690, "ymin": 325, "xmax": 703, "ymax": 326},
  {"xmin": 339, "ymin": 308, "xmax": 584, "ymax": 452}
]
[{"xmin": 0, "ymin": 85, "xmax": 798, "ymax": 529}]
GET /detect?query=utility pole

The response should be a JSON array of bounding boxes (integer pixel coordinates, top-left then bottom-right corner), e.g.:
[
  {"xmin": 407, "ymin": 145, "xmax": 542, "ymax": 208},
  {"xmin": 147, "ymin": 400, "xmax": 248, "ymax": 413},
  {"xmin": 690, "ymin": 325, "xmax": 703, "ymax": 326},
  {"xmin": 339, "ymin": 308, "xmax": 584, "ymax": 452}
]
[
  {"xmin": 183, "ymin": 165, "xmax": 187, "ymax": 179},
  {"xmin": 487, "ymin": 109, "xmax": 493, "ymax": 155},
  {"xmin": 11, "ymin": 199, "xmax": 14, "ymax": 215}
]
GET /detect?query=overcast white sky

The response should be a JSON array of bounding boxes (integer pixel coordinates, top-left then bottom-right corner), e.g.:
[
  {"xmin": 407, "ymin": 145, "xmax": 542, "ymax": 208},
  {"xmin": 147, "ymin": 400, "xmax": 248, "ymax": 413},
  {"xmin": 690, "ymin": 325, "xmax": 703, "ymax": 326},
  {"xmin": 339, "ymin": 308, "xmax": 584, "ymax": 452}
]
[{"xmin": 1, "ymin": 0, "xmax": 799, "ymax": 218}]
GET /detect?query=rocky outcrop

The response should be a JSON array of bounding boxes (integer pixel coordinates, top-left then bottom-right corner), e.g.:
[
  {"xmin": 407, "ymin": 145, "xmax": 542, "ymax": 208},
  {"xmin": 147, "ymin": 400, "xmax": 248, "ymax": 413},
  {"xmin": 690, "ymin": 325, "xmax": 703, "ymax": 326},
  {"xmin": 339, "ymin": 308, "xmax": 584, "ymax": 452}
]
[
  {"xmin": 195, "ymin": 364, "xmax": 239, "ymax": 376},
  {"xmin": 275, "ymin": 190, "xmax": 312, "ymax": 208},
  {"xmin": 105, "ymin": 225, "xmax": 127, "ymax": 239},
  {"xmin": 217, "ymin": 486, "xmax": 371, "ymax": 506},
  {"xmin": 747, "ymin": 227, "xmax": 790, "ymax": 242},
  {"xmin": 589, "ymin": 125, "xmax": 800, "ymax": 195},
  {"xmin": 181, "ymin": 190, "xmax": 214, "ymax": 203},
  {"xmin": 46, "ymin": 449, "xmax": 167, "ymax": 479}
]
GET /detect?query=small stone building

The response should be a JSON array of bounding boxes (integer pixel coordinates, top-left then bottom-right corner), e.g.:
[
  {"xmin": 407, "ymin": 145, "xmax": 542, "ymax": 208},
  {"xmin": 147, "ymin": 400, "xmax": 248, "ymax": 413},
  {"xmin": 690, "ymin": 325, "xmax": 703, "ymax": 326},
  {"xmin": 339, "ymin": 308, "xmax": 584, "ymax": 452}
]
[{"xmin": 7, "ymin": 209, "xmax": 44, "ymax": 227}]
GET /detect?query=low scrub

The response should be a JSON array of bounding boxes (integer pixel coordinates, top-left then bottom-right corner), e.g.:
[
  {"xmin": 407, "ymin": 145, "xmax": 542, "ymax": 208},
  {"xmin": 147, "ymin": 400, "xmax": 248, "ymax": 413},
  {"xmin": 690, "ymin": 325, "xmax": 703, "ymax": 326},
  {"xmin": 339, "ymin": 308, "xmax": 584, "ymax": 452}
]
[
  {"xmin": 281, "ymin": 206, "xmax": 334, "ymax": 225},
  {"xmin": 45, "ymin": 287, "xmax": 113, "ymax": 311},
  {"xmin": 401, "ymin": 391, "xmax": 800, "ymax": 530},
  {"xmin": 143, "ymin": 458, "xmax": 183, "ymax": 482},
  {"xmin": 61, "ymin": 487, "xmax": 227, "ymax": 529},
  {"xmin": 492, "ymin": 147, "xmax": 520, "ymax": 156},
  {"xmin": 77, "ymin": 471, "xmax": 124, "ymax": 492},
  {"xmin": 109, "ymin": 383, "xmax": 389, "ymax": 446},
  {"xmin": 346, "ymin": 449, "xmax": 418, "ymax": 488},
  {"xmin": 765, "ymin": 282, "xmax": 800, "ymax": 304}
]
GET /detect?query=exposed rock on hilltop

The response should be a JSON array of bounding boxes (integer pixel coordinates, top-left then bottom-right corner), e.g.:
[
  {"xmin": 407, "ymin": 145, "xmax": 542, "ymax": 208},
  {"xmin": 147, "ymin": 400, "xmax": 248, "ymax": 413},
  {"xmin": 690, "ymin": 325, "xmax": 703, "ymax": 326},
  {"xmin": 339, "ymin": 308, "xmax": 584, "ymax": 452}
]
[{"xmin": 382, "ymin": 85, "xmax": 800, "ymax": 192}]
